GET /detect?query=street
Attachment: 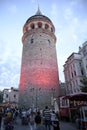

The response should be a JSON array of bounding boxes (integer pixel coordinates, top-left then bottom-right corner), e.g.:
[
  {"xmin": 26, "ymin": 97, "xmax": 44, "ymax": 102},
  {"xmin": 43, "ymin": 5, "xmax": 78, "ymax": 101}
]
[{"xmin": 1, "ymin": 117, "xmax": 77, "ymax": 130}]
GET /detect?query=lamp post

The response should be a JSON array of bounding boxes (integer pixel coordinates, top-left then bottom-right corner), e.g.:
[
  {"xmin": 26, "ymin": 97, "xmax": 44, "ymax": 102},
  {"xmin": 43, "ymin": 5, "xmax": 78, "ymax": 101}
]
[{"xmin": 51, "ymin": 88, "xmax": 55, "ymax": 108}]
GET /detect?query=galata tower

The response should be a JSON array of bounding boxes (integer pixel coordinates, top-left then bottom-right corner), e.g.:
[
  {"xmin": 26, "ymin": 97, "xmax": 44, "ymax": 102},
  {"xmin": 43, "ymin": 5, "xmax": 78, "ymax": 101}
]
[{"xmin": 19, "ymin": 7, "xmax": 59, "ymax": 109}]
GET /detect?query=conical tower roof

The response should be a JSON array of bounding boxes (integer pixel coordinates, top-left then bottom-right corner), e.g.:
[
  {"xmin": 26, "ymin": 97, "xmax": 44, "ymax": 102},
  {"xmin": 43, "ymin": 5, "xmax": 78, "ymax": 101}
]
[
  {"xmin": 35, "ymin": 5, "xmax": 42, "ymax": 15},
  {"xmin": 25, "ymin": 7, "xmax": 54, "ymax": 27}
]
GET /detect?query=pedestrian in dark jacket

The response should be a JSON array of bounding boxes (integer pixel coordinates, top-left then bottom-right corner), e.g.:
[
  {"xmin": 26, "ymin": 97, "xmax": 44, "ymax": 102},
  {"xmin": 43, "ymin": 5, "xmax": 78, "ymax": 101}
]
[{"xmin": 35, "ymin": 111, "xmax": 45, "ymax": 130}]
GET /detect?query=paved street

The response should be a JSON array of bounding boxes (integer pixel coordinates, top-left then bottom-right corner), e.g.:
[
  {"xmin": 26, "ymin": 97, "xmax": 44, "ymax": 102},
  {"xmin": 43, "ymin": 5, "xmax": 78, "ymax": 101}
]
[
  {"xmin": 60, "ymin": 121, "xmax": 76, "ymax": 130},
  {"xmin": 1, "ymin": 117, "xmax": 77, "ymax": 130}
]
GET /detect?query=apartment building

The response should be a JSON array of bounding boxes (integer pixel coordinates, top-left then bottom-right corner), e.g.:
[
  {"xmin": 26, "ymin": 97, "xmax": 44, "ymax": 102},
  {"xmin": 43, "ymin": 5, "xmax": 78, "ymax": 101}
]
[
  {"xmin": 3, "ymin": 87, "xmax": 19, "ymax": 106},
  {"xmin": 63, "ymin": 41, "xmax": 87, "ymax": 94}
]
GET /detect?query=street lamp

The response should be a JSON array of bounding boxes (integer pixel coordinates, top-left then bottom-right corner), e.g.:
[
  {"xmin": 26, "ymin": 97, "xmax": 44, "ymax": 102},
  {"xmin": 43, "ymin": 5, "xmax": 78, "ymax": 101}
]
[{"xmin": 51, "ymin": 88, "xmax": 55, "ymax": 108}]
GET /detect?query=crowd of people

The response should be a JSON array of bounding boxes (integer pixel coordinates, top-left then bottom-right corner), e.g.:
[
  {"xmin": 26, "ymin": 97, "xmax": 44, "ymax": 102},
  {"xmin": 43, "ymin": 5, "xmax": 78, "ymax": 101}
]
[{"xmin": 0, "ymin": 105, "xmax": 60, "ymax": 130}]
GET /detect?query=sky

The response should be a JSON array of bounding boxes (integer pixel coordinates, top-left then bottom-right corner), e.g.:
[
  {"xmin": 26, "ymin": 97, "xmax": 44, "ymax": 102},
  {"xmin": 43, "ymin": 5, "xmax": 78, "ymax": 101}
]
[{"xmin": 0, "ymin": 0, "xmax": 87, "ymax": 90}]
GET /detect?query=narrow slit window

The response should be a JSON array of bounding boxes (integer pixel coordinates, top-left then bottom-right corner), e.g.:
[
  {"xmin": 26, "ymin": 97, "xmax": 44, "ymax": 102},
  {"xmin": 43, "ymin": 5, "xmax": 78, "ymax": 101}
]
[{"xmin": 31, "ymin": 39, "xmax": 33, "ymax": 43}]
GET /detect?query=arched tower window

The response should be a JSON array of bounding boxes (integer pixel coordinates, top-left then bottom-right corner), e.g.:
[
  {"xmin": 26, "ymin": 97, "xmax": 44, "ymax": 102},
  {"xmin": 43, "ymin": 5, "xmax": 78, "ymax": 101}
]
[
  {"xmin": 45, "ymin": 23, "xmax": 49, "ymax": 29},
  {"xmin": 31, "ymin": 38, "xmax": 33, "ymax": 43},
  {"xmin": 51, "ymin": 27, "xmax": 53, "ymax": 32},
  {"xmin": 23, "ymin": 26, "xmax": 28, "ymax": 33},
  {"xmin": 38, "ymin": 22, "xmax": 42, "ymax": 28},
  {"xmin": 30, "ymin": 23, "xmax": 35, "ymax": 29}
]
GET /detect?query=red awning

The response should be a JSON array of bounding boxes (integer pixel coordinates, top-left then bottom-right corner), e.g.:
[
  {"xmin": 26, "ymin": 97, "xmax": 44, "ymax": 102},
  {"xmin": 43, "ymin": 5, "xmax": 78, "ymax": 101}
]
[{"xmin": 62, "ymin": 92, "xmax": 87, "ymax": 101}]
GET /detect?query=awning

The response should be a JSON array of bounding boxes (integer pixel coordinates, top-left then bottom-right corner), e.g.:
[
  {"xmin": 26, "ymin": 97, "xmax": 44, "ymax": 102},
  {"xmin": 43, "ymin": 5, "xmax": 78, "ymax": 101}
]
[{"xmin": 62, "ymin": 92, "xmax": 87, "ymax": 101}]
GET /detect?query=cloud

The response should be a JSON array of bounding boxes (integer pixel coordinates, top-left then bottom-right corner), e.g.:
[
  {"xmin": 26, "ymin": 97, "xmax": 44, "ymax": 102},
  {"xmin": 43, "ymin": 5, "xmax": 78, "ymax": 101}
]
[
  {"xmin": 50, "ymin": 3, "xmax": 58, "ymax": 23},
  {"xmin": 64, "ymin": 8, "xmax": 73, "ymax": 21},
  {"xmin": 31, "ymin": 0, "xmax": 36, "ymax": 3},
  {"xmin": 0, "ymin": 59, "xmax": 20, "ymax": 89},
  {"xmin": 8, "ymin": 4, "xmax": 18, "ymax": 14},
  {"xmin": 0, "ymin": 39, "xmax": 21, "ymax": 89},
  {"xmin": 51, "ymin": 3, "xmax": 57, "ymax": 16}
]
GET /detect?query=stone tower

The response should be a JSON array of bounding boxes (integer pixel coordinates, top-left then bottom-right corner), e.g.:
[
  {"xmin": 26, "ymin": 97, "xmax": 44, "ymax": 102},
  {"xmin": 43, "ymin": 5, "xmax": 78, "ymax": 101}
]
[{"xmin": 19, "ymin": 8, "xmax": 59, "ymax": 109}]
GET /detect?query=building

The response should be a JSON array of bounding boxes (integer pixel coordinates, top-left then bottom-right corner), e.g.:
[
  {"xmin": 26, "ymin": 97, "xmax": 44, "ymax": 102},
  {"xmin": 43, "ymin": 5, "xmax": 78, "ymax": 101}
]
[
  {"xmin": 3, "ymin": 87, "xmax": 19, "ymax": 107},
  {"xmin": 59, "ymin": 82, "xmax": 66, "ymax": 96},
  {"xmin": 79, "ymin": 41, "xmax": 87, "ymax": 77},
  {"xmin": 63, "ymin": 41, "xmax": 87, "ymax": 94},
  {"xmin": 19, "ymin": 7, "xmax": 59, "ymax": 109}
]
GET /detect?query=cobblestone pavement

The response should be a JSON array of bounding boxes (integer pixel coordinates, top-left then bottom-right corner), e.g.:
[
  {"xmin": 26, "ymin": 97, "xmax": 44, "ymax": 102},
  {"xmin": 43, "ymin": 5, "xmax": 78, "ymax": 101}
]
[{"xmin": 1, "ymin": 117, "xmax": 77, "ymax": 130}]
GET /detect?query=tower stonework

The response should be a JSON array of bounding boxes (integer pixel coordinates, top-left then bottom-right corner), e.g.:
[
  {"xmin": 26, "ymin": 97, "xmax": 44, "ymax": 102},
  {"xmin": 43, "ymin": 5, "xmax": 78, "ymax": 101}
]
[{"xmin": 19, "ymin": 8, "xmax": 59, "ymax": 109}]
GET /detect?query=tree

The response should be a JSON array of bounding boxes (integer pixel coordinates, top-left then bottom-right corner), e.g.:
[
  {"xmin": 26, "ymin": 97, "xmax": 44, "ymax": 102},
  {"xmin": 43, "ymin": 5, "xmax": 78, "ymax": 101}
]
[
  {"xmin": 0, "ymin": 91, "xmax": 3, "ymax": 103},
  {"xmin": 80, "ymin": 77, "xmax": 87, "ymax": 92}
]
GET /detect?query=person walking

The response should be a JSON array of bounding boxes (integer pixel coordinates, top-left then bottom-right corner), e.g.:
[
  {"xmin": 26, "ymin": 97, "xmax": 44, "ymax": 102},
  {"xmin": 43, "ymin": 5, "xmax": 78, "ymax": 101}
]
[
  {"xmin": 0, "ymin": 108, "xmax": 3, "ymax": 129},
  {"xmin": 51, "ymin": 110, "xmax": 56, "ymax": 124},
  {"xmin": 52, "ymin": 112, "xmax": 60, "ymax": 130},
  {"xmin": 35, "ymin": 111, "xmax": 45, "ymax": 130},
  {"xmin": 29, "ymin": 111, "xmax": 35, "ymax": 130},
  {"xmin": 43, "ymin": 106, "xmax": 51, "ymax": 130}
]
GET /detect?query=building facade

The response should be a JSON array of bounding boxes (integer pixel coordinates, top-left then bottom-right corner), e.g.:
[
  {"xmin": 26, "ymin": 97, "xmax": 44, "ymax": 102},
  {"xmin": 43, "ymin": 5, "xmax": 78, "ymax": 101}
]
[
  {"xmin": 19, "ymin": 8, "xmax": 59, "ymax": 109},
  {"xmin": 79, "ymin": 41, "xmax": 87, "ymax": 77},
  {"xmin": 3, "ymin": 87, "xmax": 19, "ymax": 106},
  {"xmin": 63, "ymin": 41, "xmax": 87, "ymax": 94}
]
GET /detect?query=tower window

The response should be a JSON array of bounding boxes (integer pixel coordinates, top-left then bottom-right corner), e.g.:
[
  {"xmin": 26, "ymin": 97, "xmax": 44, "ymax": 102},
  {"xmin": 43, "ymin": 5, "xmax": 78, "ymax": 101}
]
[
  {"xmin": 81, "ymin": 69, "xmax": 84, "ymax": 75},
  {"xmin": 24, "ymin": 26, "xmax": 28, "ymax": 32},
  {"xmin": 48, "ymin": 40, "xmax": 50, "ymax": 43},
  {"xmin": 14, "ymin": 95, "xmax": 16, "ymax": 98},
  {"xmin": 45, "ymin": 24, "xmax": 49, "ymax": 29},
  {"xmin": 38, "ymin": 22, "xmax": 42, "ymax": 28},
  {"xmin": 74, "ymin": 71, "xmax": 76, "ymax": 76},
  {"xmin": 51, "ymin": 27, "xmax": 53, "ymax": 32},
  {"xmin": 30, "ymin": 23, "xmax": 35, "ymax": 29},
  {"xmin": 31, "ymin": 39, "xmax": 33, "ymax": 43}
]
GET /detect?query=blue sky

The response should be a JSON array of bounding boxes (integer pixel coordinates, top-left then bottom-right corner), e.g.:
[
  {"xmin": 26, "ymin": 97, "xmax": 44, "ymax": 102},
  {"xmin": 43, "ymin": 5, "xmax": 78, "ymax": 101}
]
[{"xmin": 0, "ymin": 0, "xmax": 87, "ymax": 90}]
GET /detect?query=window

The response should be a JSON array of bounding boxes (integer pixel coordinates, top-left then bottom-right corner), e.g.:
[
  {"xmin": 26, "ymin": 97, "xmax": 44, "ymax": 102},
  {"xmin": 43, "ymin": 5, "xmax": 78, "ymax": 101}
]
[
  {"xmin": 14, "ymin": 95, "xmax": 16, "ymax": 98},
  {"xmin": 76, "ymin": 80, "xmax": 78, "ymax": 85},
  {"xmin": 81, "ymin": 69, "xmax": 84, "ymax": 75},
  {"xmin": 6, "ymin": 94, "xmax": 8, "ymax": 98},
  {"xmin": 38, "ymin": 22, "xmax": 42, "ymax": 28},
  {"xmin": 48, "ymin": 40, "xmax": 50, "ymax": 43},
  {"xmin": 30, "ymin": 23, "xmax": 35, "ymax": 29},
  {"xmin": 51, "ymin": 27, "xmax": 53, "ymax": 32},
  {"xmin": 24, "ymin": 26, "xmax": 28, "ymax": 32},
  {"xmin": 45, "ymin": 24, "xmax": 49, "ymax": 29},
  {"xmin": 74, "ymin": 71, "xmax": 76, "ymax": 76},
  {"xmin": 31, "ymin": 39, "xmax": 33, "ymax": 43}
]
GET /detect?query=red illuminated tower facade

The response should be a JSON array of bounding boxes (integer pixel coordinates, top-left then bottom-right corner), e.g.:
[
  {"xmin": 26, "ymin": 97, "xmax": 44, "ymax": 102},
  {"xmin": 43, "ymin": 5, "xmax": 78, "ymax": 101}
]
[{"xmin": 19, "ymin": 8, "xmax": 59, "ymax": 109}]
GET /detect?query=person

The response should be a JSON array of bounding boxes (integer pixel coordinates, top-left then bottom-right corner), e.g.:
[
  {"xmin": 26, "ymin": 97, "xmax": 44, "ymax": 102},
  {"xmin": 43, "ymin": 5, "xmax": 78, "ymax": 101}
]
[
  {"xmin": 29, "ymin": 111, "xmax": 35, "ymax": 130},
  {"xmin": 0, "ymin": 108, "xmax": 3, "ymax": 129},
  {"xmin": 75, "ymin": 114, "xmax": 80, "ymax": 130},
  {"xmin": 43, "ymin": 106, "xmax": 51, "ymax": 130},
  {"xmin": 51, "ymin": 111, "xmax": 56, "ymax": 124},
  {"xmin": 35, "ymin": 112, "xmax": 45, "ymax": 130},
  {"xmin": 52, "ymin": 113, "xmax": 60, "ymax": 130}
]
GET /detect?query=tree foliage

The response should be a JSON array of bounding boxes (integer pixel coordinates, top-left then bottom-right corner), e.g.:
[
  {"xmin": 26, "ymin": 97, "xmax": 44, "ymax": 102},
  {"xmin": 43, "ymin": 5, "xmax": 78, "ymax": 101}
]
[
  {"xmin": 80, "ymin": 77, "xmax": 87, "ymax": 92},
  {"xmin": 0, "ymin": 91, "xmax": 3, "ymax": 103}
]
